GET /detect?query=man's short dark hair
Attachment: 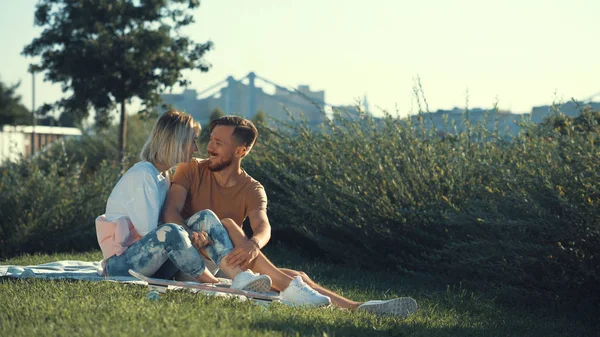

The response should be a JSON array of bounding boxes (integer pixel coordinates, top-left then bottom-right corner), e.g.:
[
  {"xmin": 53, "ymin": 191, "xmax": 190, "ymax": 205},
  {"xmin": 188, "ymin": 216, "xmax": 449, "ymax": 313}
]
[{"xmin": 209, "ymin": 115, "xmax": 258, "ymax": 147}]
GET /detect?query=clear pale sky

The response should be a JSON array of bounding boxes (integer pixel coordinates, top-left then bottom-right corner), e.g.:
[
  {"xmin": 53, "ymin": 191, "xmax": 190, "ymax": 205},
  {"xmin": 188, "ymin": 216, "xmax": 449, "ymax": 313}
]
[{"xmin": 1, "ymin": 0, "xmax": 599, "ymax": 118}]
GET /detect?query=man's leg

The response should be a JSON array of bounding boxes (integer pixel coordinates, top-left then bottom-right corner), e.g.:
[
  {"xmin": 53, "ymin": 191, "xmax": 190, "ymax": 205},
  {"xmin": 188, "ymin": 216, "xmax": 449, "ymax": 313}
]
[
  {"xmin": 186, "ymin": 210, "xmax": 272, "ymax": 292},
  {"xmin": 281, "ymin": 267, "xmax": 419, "ymax": 317},
  {"xmin": 220, "ymin": 218, "xmax": 296, "ymax": 291},
  {"xmin": 279, "ymin": 268, "xmax": 361, "ymax": 309},
  {"xmin": 221, "ymin": 218, "xmax": 361, "ymax": 309}
]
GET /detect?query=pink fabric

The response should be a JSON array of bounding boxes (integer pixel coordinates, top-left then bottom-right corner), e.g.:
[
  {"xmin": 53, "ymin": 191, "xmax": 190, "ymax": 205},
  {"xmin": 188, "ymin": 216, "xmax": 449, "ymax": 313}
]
[{"xmin": 95, "ymin": 215, "xmax": 143, "ymax": 261}]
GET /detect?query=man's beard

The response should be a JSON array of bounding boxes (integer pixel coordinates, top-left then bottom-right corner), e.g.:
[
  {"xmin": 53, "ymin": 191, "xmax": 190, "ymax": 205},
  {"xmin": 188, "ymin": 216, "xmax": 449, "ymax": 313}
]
[{"xmin": 207, "ymin": 155, "xmax": 233, "ymax": 172}]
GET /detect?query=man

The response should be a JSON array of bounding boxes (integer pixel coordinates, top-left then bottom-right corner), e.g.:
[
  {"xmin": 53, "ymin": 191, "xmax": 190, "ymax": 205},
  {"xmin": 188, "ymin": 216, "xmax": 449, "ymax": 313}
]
[{"xmin": 163, "ymin": 116, "xmax": 418, "ymax": 316}]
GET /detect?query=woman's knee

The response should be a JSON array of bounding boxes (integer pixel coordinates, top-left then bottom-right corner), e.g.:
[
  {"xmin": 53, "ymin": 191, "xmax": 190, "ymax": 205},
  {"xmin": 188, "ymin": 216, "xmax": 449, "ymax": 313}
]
[
  {"xmin": 194, "ymin": 209, "xmax": 219, "ymax": 224},
  {"xmin": 189, "ymin": 210, "xmax": 226, "ymax": 233},
  {"xmin": 198, "ymin": 209, "xmax": 219, "ymax": 222},
  {"xmin": 156, "ymin": 223, "xmax": 189, "ymax": 246},
  {"xmin": 158, "ymin": 223, "xmax": 185, "ymax": 233},
  {"xmin": 186, "ymin": 209, "xmax": 219, "ymax": 231}
]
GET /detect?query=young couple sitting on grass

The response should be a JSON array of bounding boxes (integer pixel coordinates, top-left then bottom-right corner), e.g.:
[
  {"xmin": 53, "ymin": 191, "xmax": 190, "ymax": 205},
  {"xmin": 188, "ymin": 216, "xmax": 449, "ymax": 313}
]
[{"xmin": 95, "ymin": 110, "xmax": 418, "ymax": 318}]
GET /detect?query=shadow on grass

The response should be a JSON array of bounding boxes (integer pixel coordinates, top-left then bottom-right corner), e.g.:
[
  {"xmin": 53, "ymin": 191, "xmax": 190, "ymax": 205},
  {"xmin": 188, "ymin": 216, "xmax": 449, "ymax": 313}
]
[
  {"xmin": 249, "ymin": 311, "xmax": 597, "ymax": 337},
  {"xmin": 262, "ymin": 243, "xmax": 599, "ymax": 335},
  {"xmin": 249, "ymin": 317, "xmax": 485, "ymax": 337}
]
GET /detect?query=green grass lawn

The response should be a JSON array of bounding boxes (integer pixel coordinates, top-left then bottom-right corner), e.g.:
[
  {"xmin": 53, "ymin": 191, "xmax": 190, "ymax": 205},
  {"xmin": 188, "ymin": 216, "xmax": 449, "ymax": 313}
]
[{"xmin": 0, "ymin": 247, "xmax": 596, "ymax": 337}]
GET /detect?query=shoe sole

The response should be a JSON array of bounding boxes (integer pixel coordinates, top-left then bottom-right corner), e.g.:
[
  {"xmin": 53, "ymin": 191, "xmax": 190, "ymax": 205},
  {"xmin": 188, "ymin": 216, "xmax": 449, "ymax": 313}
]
[
  {"xmin": 359, "ymin": 298, "xmax": 418, "ymax": 318},
  {"xmin": 280, "ymin": 298, "xmax": 331, "ymax": 308},
  {"xmin": 238, "ymin": 275, "xmax": 272, "ymax": 293}
]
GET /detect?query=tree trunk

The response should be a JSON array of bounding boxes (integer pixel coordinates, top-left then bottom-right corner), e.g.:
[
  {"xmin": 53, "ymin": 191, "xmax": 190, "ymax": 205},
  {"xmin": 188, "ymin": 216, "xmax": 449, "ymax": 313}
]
[{"xmin": 118, "ymin": 99, "xmax": 127, "ymax": 164}]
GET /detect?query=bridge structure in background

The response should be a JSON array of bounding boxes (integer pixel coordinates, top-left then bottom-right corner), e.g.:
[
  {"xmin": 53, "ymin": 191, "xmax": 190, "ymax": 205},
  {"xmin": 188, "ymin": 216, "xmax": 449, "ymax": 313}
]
[
  {"xmin": 161, "ymin": 72, "xmax": 598, "ymax": 133},
  {"xmin": 160, "ymin": 72, "xmax": 363, "ymax": 127}
]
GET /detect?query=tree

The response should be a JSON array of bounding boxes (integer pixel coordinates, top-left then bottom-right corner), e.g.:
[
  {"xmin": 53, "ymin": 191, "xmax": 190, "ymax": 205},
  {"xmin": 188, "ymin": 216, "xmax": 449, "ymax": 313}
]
[
  {"xmin": 0, "ymin": 78, "xmax": 31, "ymax": 126},
  {"xmin": 200, "ymin": 107, "xmax": 224, "ymax": 141},
  {"xmin": 37, "ymin": 115, "xmax": 59, "ymax": 126},
  {"xmin": 209, "ymin": 107, "xmax": 225, "ymax": 122},
  {"xmin": 252, "ymin": 110, "xmax": 271, "ymax": 142},
  {"xmin": 23, "ymin": 0, "xmax": 213, "ymax": 162},
  {"xmin": 252, "ymin": 110, "xmax": 267, "ymax": 126}
]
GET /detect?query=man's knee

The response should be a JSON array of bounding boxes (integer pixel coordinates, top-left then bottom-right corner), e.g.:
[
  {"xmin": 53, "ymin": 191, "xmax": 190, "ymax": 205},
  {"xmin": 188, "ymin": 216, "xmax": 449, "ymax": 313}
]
[{"xmin": 221, "ymin": 218, "xmax": 245, "ymax": 236}]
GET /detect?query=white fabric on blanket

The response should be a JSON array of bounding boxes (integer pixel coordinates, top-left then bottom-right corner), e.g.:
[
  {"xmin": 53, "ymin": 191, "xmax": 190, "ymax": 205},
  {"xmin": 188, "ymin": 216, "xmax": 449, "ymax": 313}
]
[
  {"xmin": 0, "ymin": 260, "xmax": 143, "ymax": 283},
  {"xmin": 0, "ymin": 260, "xmax": 233, "ymax": 285}
]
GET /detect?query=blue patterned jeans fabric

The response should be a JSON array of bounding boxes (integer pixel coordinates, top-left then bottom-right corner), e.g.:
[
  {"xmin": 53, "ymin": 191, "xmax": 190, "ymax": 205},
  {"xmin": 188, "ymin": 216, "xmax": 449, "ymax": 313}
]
[{"xmin": 105, "ymin": 210, "xmax": 233, "ymax": 279}]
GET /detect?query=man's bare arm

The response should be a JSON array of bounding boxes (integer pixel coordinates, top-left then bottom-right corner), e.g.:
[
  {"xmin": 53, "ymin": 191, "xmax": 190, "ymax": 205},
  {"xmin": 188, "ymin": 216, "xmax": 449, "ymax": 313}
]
[
  {"xmin": 161, "ymin": 183, "xmax": 188, "ymax": 226},
  {"xmin": 162, "ymin": 183, "xmax": 213, "ymax": 250},
  {"xmin": 246, "ymin": 209, "xmax": 271, "ymax": 249}
]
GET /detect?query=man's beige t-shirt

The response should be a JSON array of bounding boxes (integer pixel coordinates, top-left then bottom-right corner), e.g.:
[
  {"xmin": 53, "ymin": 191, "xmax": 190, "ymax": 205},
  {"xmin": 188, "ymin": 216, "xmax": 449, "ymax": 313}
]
[{"xmin": 172, "ymin": 159, "xmax": 267, "ymax": 227}]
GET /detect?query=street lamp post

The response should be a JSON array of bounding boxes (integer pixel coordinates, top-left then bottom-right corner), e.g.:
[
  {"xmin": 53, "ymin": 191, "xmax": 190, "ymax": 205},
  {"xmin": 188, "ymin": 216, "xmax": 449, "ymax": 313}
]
[{"xmin": 30, "ymin": 69, "xmax": 36, "ymax": 156}]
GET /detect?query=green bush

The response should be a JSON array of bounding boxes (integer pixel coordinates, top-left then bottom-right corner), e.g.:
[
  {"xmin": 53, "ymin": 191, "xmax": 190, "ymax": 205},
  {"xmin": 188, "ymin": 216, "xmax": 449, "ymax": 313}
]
[
  {"xmin": 0, "ymin": 156, "xmax": 120, "ymax": 256},
  {"xmin": 243, "ymin": 108, "xmax": 599, "ymax": 308},
  {"xmin": 0, "ymin": 106, "xmax": 597, "ymax": 309},
  {"xmin": 0, "ymin": 114, "xmax": 153, "ymax": 256}
]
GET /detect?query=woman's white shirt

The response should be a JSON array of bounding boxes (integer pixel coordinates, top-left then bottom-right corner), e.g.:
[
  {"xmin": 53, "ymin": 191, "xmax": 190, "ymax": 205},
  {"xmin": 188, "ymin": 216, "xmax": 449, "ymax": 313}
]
[{"xmin": 104, "ymin": 161, "xmax": 170, "ymax": 236}]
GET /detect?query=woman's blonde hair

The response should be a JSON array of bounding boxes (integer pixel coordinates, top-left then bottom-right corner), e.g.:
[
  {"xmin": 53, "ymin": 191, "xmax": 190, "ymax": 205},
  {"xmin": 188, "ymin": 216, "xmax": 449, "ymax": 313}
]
[{"xmin": 140, "ymin": 110, "xmax": 201, "ymax": 168}]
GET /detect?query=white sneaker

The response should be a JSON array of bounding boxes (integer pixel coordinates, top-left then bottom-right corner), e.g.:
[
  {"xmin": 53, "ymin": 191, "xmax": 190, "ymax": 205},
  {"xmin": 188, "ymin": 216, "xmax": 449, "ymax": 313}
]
[
  {"xmin": 231, "ymin": 270, "xmax": 272, "ymax": 293},
  {"xmin": 280, "ymin": 276, "xmax": 331, "ymax": 307},
  {"xmin": 357, "ymin": 297, "xmax": 418, "ymax": 318}
]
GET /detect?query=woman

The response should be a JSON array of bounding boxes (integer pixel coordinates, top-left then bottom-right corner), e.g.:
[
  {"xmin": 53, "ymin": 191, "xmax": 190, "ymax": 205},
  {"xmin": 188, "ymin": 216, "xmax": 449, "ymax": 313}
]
[{"xmin": 95, "ymin": 110, "xmax": 271, "ymax": 292}]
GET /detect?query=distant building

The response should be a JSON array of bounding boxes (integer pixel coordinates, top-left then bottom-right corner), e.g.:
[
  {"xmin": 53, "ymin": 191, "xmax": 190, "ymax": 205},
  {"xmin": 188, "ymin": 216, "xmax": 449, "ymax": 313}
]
[
  {"xmin": 161, "ymin": 73, "xmax": 326, "ymax": 127},
  {"xmin": 0, "ymin": 125, "xmax": 82, "ymax": 163},
  {"xmin": 415, "ymin": 108, "xmax": 522, "ymax": 135},
  {"xmin": 405, "ymin": 101, "xmax": 600, "ymax": 136},
  {"xmin": 530, "ymin": 101, "xmax": 600, "ymax": 123}
]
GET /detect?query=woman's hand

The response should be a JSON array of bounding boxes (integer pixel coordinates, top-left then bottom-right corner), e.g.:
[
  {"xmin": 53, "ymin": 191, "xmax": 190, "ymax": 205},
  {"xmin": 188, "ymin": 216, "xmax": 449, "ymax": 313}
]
[{"xmin": 190, "ymin": 231, "xmax": 213, "ymax": 249}]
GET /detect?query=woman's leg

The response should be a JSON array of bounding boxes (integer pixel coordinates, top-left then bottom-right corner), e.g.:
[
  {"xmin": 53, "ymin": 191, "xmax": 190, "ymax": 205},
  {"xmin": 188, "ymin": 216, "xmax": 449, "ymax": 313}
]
[
  {"xmin": 185, "ymin": 210, "xmax": 273, "ymax": 292},
  {"xmin": 105, "ymin": 223, "xmax": 216, "ymax": 283},
  {"xmin": 185, "ymin": 210, "xmax": 252, "ymax": 279},
  {"xmin": 185, "ymin": 210, "xmax": 234, "ymax": 267},
  {"xmin": 151, "ymin": 259, "xmax": 179, "ymax": 280}
]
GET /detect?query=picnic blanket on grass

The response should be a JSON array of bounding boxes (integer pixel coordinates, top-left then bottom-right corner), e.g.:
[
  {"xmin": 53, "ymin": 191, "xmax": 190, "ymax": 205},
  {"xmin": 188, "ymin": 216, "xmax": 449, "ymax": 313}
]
[
  {"xmin": 0, "ymin": 260, "xmax": 141, "ymax": 283},
  {"xmin": 0, "ymin": 260, "xmax": 243, "ymax": 300}
]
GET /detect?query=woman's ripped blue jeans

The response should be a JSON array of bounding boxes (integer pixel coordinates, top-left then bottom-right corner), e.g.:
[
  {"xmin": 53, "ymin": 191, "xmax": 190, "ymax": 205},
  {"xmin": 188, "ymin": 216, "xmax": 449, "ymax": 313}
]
[{"xmin": 105, "ymin": 210, "xmax": 234, "ymax": 279}]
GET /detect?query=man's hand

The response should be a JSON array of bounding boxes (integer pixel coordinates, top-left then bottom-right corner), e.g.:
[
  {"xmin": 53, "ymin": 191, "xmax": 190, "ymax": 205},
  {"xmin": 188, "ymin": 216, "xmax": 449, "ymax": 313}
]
[
  {"xmin": 190, "ymin": 231, "xmax": 213, "ymax": 250},
  {"xmin": 225, "ymin": 239, "xmax": 260, "ymax": 270}
]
